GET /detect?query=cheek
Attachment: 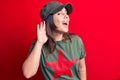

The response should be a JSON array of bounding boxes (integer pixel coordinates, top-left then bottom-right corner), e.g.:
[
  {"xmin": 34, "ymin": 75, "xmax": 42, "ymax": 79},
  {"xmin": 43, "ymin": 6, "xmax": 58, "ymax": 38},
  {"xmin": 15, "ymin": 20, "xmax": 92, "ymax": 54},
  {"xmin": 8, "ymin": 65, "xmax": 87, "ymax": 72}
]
[
  {"xmin": 68, "ymin": 17, "xmax": 70, "ymax": 21},
  {"xmin": 53, "ymin": 17, "xmax": 62, "ymax": 27},
  {"xmin": 54, "ymin": 20, "xmax": 58, "ymax": 28}
]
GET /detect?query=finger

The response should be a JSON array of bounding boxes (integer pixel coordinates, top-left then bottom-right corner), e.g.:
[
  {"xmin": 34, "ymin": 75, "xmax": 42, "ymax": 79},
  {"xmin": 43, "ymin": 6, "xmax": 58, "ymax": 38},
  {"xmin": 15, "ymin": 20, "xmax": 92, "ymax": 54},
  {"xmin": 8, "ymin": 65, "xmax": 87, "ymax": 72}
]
[
  {"xmin": 40, "ymin": 22, "xmax": 43, "ymax": 30},
  {"xmin": 37, "ymin": 24, "xmax": 39, "ymax": 33}
]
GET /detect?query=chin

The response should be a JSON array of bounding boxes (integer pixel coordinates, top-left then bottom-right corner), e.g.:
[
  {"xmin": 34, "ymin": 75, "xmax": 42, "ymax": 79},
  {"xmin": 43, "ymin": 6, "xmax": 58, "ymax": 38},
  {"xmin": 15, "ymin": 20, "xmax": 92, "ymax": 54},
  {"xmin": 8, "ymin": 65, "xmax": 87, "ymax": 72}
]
[
  {"xmin": 63, "ymin": 30, "xmax": 69, "ymax": 33},
  {"xmin": 62, "ymin": 28, "xmax": 68, "ymax": 32}
]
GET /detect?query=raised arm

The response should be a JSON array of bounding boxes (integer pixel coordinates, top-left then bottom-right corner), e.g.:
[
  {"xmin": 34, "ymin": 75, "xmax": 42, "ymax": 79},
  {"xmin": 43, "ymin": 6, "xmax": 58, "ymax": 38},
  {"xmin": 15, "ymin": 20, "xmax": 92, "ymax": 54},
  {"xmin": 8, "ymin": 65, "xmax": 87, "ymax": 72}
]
[{"xmin": 22, "ymin": 21, "xmax": 48, "ymax": 78}]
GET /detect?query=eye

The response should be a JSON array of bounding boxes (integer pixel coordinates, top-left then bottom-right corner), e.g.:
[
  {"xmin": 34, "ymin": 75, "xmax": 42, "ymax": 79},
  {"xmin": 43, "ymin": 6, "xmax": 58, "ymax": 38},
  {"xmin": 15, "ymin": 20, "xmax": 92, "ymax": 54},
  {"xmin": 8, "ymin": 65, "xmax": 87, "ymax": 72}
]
[{"xmin": 57, "ymin": 13, "xmax": 62, "ymax": 15}]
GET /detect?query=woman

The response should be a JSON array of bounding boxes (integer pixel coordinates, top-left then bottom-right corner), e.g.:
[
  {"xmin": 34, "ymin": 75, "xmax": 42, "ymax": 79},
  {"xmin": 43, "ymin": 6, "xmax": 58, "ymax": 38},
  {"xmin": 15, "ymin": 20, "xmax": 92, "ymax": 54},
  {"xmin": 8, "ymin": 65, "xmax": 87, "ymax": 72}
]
[{"xmin": 22, "ymin": 1, "xmax": 86, "ymax": 80}]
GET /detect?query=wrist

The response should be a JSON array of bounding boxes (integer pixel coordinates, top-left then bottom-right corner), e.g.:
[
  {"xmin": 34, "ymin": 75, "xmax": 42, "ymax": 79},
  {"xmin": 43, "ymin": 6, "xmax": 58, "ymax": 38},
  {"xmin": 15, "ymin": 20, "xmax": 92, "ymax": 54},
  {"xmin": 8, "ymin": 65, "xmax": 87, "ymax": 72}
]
[{"xmin": 36, "ymin": 40, "xmax": 44, "ymax": 46}]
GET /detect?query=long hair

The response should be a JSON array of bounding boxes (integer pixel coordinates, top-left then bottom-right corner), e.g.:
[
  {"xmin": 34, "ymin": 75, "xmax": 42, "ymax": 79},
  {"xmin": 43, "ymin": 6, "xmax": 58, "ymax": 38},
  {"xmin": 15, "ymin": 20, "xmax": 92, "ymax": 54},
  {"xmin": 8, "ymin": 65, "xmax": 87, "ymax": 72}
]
[{"xmin": 44, "ymin": 15, "xmax": 74, "ymax": 53}]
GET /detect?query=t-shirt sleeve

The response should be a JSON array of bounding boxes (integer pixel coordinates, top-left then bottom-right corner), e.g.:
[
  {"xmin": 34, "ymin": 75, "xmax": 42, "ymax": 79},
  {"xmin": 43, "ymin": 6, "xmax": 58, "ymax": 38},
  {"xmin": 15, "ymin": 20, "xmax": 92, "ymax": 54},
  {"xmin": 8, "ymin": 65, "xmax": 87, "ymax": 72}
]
[{"xmin": 75, "ymin": 35, "xmax": 86, "ymax": 59}]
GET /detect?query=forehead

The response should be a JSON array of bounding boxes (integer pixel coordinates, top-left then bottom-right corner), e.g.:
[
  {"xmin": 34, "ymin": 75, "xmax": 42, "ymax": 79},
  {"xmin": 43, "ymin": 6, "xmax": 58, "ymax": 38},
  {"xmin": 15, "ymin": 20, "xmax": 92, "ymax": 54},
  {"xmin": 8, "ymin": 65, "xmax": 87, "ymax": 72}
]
[{"xmin": 58, "ymin": 8, "xmax": 67, "ymax": 12}]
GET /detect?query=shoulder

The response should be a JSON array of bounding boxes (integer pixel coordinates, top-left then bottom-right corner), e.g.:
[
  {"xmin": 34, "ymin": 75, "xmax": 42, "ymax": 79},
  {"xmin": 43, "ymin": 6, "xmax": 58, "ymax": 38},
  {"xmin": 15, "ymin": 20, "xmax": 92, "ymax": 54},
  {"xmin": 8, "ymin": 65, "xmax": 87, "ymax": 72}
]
[
  {"xmin": 71, "ymin": 34, "xmax": 82, "ymax": 42},
  {"xmin": 70, "ymin": 34, "xmax": 84, "ymax": 47}
]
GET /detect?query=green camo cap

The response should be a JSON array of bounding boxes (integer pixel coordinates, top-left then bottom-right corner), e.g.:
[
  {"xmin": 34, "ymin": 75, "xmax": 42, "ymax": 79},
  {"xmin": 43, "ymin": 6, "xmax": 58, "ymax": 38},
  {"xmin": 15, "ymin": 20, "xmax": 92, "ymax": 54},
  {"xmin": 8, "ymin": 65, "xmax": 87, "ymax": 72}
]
[{"xmin": 40, "ymin": 1, "xmax": 72, "ymax": 20}]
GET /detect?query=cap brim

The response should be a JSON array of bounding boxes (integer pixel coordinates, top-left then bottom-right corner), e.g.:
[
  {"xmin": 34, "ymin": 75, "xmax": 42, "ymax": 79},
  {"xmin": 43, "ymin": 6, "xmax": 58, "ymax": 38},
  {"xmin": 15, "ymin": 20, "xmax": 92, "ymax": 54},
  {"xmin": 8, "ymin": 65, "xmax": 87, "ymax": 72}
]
[{"xmin": 64, "ymin": 3, "xmax": 72, "ymax": 14}]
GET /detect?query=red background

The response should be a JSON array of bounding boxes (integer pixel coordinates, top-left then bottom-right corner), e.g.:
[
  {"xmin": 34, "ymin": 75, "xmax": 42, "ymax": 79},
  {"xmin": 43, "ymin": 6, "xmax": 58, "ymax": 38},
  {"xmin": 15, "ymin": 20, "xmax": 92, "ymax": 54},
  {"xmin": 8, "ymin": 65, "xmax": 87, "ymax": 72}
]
[{"xmin": 0, "ymin": 0, "xmax": 120, "ymax": 80}]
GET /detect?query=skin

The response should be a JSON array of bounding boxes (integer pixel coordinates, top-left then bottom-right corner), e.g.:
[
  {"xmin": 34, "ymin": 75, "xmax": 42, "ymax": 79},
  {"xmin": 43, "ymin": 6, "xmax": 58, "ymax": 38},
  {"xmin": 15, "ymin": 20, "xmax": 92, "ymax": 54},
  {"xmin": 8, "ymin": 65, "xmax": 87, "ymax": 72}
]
[
  {"xmin": 22, "ymin": 22, "xmax": 47, "ymax": 78},
  {"xmin": 53, "ymin": 8, "xmax": 70, "ymax": 33},
  {"xmin": 22, "ymin": 8, "xmax": 86, "ymax": 80},
  {"xmin": 52, "ymin": 8, "xmax": 70, "ymax": 41}
]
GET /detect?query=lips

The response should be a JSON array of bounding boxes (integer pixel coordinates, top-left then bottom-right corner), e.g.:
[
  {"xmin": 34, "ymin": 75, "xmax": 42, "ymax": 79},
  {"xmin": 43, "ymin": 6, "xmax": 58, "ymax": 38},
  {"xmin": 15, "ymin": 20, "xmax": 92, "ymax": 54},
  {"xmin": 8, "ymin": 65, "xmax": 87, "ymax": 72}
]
[
  {"xmin": 62, "ymin": 22, "xmax": 67, "ymax": 25},
  {"xmin": 62, "ymin": 21, "xmax": 68, "ymax": 26}
]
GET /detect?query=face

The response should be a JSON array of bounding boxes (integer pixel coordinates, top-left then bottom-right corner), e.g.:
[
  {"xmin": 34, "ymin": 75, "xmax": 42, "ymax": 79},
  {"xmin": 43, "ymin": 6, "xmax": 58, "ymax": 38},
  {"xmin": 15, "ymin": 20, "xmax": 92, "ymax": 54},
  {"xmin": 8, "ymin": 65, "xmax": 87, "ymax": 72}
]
[{"xmin": 53, "ymin": 8, "xmax": 70, "ymax": 33}]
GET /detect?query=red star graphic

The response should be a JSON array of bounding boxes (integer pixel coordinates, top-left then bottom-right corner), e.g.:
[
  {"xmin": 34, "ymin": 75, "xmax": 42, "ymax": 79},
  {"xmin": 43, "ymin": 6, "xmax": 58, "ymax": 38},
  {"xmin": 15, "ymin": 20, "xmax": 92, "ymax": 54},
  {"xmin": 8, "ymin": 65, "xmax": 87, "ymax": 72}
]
[{"xmin": 45, "ymin": 50, "xmax": 78, "ymax": 80}]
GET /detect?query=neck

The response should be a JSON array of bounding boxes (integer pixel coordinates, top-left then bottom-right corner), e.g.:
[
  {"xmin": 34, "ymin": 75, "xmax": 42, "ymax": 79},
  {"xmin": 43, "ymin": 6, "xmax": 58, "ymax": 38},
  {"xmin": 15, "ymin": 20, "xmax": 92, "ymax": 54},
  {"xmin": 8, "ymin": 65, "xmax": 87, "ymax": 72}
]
[{"xmin": 53, "ymin": 32, "xmax": 63, "ymax": 41}]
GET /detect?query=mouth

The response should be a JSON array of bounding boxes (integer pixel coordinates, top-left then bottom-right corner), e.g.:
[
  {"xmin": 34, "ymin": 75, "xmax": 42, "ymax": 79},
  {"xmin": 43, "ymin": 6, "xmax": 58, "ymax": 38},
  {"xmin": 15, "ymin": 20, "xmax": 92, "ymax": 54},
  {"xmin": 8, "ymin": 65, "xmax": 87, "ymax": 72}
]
[{"xmin": 62, "ymin": 22, "xmax": 68, "ymax": 26}]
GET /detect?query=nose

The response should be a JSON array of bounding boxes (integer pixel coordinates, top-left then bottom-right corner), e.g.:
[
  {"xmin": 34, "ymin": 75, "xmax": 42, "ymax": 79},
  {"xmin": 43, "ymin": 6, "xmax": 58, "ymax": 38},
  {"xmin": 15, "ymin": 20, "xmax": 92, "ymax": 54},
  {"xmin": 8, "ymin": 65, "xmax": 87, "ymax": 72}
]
[{"xmin": 64, "ymin": 14, "xmax": 69, "ymax": 19}]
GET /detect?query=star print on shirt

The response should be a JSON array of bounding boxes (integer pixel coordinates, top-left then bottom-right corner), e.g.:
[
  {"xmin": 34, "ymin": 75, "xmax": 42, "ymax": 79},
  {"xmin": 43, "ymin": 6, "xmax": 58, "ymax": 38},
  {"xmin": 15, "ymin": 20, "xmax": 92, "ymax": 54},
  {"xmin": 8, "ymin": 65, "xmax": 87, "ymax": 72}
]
[{"xmin": 45, "ymin": 50, "xmax": 78, "ymax": 80}]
